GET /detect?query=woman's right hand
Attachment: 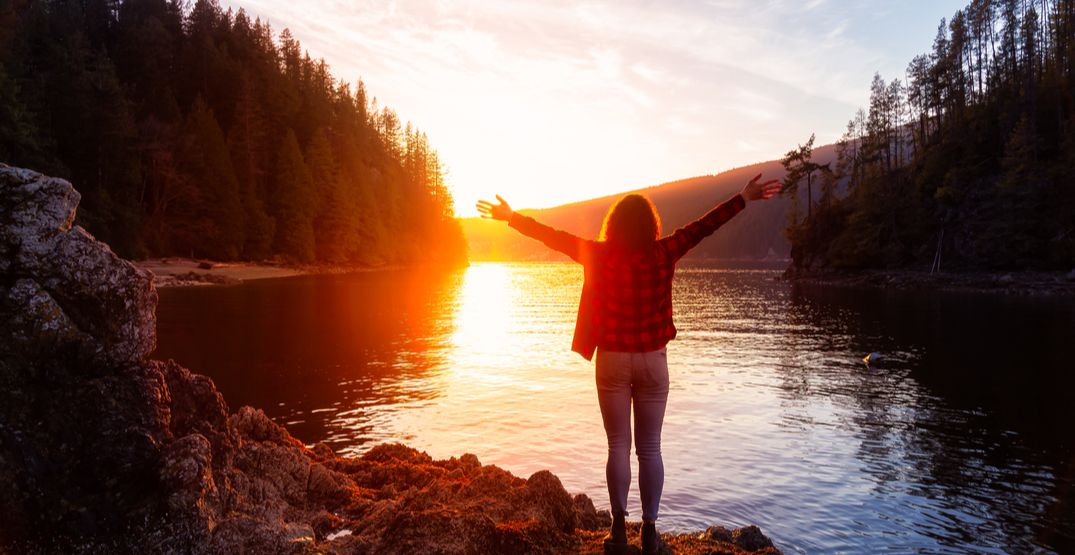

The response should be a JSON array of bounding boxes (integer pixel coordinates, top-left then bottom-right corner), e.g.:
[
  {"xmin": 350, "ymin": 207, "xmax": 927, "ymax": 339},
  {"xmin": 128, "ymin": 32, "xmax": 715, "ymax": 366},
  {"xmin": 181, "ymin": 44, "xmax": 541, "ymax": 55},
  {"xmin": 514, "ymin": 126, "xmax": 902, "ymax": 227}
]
[
  {"xmin": 476, "ymin": 195, "xmax": 514, "ymax": 221},
  {"xmin": 740, "ymin": 174, "xmax": 783, "ymax": 202}
]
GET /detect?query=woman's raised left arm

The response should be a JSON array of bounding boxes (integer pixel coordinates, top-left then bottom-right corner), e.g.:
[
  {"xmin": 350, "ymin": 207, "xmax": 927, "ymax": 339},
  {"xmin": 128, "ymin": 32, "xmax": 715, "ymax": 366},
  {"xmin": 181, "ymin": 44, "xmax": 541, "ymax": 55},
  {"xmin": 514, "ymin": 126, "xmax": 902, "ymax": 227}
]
[{"xmin": 659, "ymin": 173, "xmax": 783, "ymax": 260}]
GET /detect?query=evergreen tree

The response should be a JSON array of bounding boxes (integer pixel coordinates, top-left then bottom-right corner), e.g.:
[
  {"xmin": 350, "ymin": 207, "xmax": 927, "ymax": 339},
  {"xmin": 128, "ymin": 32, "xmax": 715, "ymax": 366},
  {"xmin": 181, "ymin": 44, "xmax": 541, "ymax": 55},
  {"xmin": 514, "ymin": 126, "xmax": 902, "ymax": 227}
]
[
  {"xmin": 780, "ymin": 134, "xmax": 827, "ymax": 220},
  {"xmin": 272, "ymin": 129, "xmax": 316, "ymax": 262},
  {"xmin": 228, "ymin": 73, "xmax": 275, "ymax": 259},
  {"xmin": 338, "ymin": 135, "xmax": 387, "ymax": 263},
  {"xmin": 0, "ymin": 63, "xmax": 45, "ymax": 166},
  {"xmin": 306, "ymin": 128, "xmax": 351, "ymax": 262},
  {"xmin": 177, "ymin": 96, "xmax": 244, "ymax": 259}
]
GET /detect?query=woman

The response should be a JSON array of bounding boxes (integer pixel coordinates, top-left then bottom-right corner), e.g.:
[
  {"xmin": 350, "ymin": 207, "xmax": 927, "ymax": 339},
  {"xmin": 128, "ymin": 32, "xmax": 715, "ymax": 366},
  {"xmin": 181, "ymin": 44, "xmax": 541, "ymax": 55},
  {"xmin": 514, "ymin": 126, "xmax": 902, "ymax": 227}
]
[{"xmin": 476, "ymin": 174, "xmax": 781, "ymax": 554}]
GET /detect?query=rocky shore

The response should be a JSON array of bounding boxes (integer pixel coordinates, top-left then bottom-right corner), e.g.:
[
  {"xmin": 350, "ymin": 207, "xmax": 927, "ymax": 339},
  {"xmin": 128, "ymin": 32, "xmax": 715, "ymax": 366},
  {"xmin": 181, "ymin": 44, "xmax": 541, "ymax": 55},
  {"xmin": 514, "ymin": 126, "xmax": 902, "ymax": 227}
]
[{"xmin": 0, "ymin": 162, "xmax": 781, "ymax": 554}]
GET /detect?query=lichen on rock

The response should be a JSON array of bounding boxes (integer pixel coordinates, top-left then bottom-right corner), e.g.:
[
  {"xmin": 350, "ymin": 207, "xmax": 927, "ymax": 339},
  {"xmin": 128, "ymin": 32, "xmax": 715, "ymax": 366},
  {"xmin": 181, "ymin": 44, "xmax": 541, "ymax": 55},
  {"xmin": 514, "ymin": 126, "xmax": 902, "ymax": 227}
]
[{"xmin": 0, "ymin": 163, "xmax": 781, "ymax": 554}]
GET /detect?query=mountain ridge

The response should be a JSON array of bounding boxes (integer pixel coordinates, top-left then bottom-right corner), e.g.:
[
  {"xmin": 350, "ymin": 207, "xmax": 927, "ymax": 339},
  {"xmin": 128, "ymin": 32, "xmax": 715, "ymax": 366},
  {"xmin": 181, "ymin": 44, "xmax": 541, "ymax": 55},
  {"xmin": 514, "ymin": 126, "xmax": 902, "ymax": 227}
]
[{"xmin": 461, "ymin": 144, "xmax": 837, "ymax": 262}]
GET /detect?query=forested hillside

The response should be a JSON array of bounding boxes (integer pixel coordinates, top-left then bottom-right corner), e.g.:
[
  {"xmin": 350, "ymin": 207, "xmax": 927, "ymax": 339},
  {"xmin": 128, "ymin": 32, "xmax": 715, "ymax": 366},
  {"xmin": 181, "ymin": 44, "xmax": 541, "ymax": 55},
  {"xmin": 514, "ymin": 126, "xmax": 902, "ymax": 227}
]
[
  {"xmin": 0, "ymin": 0, "xmax": 465, "ymax": 265},
  {"xmin": 784, "ymin": 0, "xmax": 1075, "ymax": 272},
  {"xmin": 462, "ymin": 145, "xmax": 837, "ymax": 262}
]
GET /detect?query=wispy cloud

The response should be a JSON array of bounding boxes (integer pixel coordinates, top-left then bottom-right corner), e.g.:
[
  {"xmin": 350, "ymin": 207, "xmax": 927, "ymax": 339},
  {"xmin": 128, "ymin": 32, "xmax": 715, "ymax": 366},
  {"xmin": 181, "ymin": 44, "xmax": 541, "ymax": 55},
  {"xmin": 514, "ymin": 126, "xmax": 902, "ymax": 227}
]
[{"xmin": 224, "ymin": 0, "xmax": 963, "ymax": 213}]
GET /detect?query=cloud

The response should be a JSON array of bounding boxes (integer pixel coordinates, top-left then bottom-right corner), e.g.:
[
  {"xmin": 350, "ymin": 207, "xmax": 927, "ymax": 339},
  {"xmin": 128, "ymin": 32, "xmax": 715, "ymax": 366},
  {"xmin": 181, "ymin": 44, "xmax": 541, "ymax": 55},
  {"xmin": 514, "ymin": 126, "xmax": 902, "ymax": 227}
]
[{"xmin": 222, "ymin": 0, "xmax": 963, "ymax": 213}]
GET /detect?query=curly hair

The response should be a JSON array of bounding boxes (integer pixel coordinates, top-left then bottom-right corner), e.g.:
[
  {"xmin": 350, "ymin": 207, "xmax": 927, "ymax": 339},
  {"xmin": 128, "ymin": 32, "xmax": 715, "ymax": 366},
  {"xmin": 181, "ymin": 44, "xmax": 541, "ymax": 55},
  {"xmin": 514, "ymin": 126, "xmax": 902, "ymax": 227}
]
[{"xmin": 599, "ymin": 194, "xmax": 661, "ymax": 250}]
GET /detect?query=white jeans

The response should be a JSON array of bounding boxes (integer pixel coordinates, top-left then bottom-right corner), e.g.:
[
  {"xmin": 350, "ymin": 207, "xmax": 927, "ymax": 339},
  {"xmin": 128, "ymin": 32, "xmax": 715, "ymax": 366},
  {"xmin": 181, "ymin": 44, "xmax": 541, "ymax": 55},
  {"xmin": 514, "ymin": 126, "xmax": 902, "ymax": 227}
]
[{"xmin": 595, "ymin": 347, "xmax": 669, "ymax": 521}]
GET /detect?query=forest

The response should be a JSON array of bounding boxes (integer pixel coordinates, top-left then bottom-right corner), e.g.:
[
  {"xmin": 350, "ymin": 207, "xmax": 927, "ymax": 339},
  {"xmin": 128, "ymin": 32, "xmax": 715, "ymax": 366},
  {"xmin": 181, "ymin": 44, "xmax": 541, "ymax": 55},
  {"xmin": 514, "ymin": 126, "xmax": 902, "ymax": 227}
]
[
  {"xmin": 0, "ymin": 0, "xmax": 466, "ymax": 266},
  {"xmin": 781, "ymin": 0, "xmax": 1075, "ymax": 272}
]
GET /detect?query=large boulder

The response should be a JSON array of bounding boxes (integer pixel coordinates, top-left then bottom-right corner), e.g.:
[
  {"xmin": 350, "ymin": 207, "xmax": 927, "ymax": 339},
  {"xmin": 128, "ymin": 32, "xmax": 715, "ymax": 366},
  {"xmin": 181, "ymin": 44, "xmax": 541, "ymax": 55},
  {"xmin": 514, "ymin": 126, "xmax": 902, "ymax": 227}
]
[
  {"xmin": 0, "ymin": 164, "xmax": 169, "ymax": 545},
  {"xmin": 0, "ymin": 164, "xmax": 156, "ymax": 365}
]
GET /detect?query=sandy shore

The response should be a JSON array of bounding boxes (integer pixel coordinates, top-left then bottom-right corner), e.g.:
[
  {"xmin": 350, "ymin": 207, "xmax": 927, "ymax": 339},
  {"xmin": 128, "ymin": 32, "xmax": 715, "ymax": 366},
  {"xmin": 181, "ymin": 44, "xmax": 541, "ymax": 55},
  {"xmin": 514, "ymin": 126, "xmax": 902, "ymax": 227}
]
[
  {"xmin": 135, "ymin": 258, "xmax": 308, "ymax": 287},
  {"xmin": 135, "ymin": 258, "xmax": 450, "ymax": 287}
]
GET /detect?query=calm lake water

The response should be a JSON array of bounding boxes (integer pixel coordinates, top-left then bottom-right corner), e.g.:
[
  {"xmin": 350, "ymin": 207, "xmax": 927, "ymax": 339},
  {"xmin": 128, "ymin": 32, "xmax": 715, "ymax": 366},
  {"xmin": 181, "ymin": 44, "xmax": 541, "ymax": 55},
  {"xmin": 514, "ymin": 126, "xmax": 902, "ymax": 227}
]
[{"xmin": 154, "ymin": 262, "xmax": 1075, "ymax": 553}]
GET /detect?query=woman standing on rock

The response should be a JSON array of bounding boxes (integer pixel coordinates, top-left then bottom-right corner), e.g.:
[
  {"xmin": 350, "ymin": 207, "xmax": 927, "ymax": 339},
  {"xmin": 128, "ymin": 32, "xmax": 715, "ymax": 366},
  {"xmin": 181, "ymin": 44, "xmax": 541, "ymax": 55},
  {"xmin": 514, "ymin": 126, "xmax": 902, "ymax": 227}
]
[{"xmin": 476, "ymin": 174, "xmax": 782, "ymax": 554}]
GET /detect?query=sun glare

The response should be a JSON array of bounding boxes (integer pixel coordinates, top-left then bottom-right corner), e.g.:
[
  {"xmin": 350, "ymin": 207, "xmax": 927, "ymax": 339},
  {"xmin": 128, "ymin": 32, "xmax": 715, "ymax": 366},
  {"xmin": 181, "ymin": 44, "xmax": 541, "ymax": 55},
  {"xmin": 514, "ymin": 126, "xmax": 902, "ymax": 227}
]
[{"xmin": 448, "ymin": 263, "xmax": 515, "ymax": 369}]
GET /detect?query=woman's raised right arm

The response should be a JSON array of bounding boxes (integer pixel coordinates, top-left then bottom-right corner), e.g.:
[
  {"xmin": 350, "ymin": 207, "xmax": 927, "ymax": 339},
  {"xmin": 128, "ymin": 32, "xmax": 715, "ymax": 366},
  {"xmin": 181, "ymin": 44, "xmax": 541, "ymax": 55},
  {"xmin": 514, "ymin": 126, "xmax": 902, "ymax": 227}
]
[{"xmin": 476, "ymin": 195, "xmax": 589, "ymax": 263}]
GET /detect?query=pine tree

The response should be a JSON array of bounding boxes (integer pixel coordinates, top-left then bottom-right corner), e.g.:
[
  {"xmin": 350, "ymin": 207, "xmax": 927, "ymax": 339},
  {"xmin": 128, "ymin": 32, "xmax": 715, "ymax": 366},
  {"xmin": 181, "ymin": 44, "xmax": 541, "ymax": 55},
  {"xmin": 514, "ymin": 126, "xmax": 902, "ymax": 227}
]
[
  {"xmin": 337, "ymin": 135, "xmax": 386, "ymax": 264},
  {"xmin": 229, "ymin": 74, "xmax": 275, "ymax": 260},
  {"xmin": 0, "ymin": 62, "xmax": 45, "ymax": 167},
  {"xmin": 112, "ymin": 0, "xmax": 182, "ymax": 122},
  {"xmin": 179, "ymin": 96, "xmax": 244, "ymax": 259},
  {"xmin": 781, "ymin": 134, "xmax": 827, "ymax": 220},
  {"xmin": 272, "ymin": 129, "xmax": 316, "ymax": 262},
  {"xmin": 306, "ymin": 128, "xmax": 352, "ymax": 263}
]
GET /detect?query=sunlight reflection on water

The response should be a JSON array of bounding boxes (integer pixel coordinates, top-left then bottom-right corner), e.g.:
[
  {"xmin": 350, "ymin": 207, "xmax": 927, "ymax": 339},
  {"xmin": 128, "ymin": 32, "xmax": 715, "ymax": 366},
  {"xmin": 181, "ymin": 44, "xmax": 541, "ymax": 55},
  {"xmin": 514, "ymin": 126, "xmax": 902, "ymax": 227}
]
[{"xmin": 155, "ymin": 262, "xmax": 1075, "ymax": 554}]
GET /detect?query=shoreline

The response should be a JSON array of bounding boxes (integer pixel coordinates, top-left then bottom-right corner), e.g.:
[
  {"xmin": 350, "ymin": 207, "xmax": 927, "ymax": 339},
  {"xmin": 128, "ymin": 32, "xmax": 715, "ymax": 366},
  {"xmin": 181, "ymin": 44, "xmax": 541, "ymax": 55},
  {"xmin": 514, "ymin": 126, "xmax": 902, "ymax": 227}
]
[
  {"xmin": 784, "ymin": 268, "xmax": 1075, "ymax": 296},
  {"xmin": 141, "ymin": 257, "xmax": 1075, "ymax": 297},
  {"xmin": 135, "ymin": 257, "xmax": 428, "ymax": 287}
]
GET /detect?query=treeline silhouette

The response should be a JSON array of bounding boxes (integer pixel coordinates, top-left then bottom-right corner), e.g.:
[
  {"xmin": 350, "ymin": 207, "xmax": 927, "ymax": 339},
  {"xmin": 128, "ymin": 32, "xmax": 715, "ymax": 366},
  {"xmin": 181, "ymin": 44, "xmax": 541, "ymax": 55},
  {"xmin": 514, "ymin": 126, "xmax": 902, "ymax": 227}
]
[
  {"xmin": 0, "ymin": 0, "xmax": 465, "ymax": 265},
  {"xmin": 783, "ymin": 0, "xmax": 1075, "ymax": 271}
]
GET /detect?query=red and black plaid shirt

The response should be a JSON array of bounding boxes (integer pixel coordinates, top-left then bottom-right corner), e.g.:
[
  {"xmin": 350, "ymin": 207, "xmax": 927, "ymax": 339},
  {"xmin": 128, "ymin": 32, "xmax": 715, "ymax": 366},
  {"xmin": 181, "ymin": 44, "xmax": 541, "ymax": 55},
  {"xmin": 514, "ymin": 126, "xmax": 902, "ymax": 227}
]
[{"xmin": 508, "ymin": 193, "xmax": 746, "ymax": 360}]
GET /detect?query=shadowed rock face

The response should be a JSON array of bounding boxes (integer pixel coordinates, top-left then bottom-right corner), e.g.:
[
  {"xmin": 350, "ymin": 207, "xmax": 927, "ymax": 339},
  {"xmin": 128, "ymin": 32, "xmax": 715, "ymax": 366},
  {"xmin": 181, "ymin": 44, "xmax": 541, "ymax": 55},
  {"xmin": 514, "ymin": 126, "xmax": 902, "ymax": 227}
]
[
  {"xmin": 0, "ymin": 165, "xmax": 156, "ymax": 365},
  {"xmin": 1, "ymin": 164, "xmax": 167, "ymax": 545},
  {"xmin": 0, "ymin": 164, "xmax": 781, "ymax": 554}
]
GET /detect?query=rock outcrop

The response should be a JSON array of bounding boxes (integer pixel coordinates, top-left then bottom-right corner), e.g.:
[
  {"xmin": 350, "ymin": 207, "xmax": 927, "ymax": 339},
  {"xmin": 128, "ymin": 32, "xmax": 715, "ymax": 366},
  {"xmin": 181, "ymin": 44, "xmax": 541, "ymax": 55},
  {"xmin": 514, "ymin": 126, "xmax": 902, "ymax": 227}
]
[{"xmin": 0, "ymin": 163, "xmax": 780, "ymax": 554}]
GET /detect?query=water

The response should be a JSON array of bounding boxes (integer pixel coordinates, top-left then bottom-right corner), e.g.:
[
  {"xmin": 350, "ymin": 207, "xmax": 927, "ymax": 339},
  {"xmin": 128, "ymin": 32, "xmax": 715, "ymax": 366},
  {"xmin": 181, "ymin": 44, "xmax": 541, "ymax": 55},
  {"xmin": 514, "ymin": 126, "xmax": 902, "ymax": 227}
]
[{"xmin": 154, "ymin": 262, "xmax": 1075, "ymax": 553}]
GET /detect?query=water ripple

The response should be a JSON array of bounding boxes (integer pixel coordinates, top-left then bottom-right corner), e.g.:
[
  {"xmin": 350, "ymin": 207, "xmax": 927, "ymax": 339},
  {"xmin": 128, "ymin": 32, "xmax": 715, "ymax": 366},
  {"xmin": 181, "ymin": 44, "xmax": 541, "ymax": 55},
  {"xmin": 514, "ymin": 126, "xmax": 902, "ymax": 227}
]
[{"xmin": 155, "ymin": 262, "xmax": 1075, "ymax": 553}]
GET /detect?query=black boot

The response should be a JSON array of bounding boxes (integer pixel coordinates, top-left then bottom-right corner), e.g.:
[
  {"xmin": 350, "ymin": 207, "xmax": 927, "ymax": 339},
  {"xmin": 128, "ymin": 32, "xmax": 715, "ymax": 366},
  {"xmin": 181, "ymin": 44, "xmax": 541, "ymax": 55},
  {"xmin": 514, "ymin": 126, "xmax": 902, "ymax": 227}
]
[
  {"xmin": 602, "ymin": 513, "xmax": 628, "ymax": 554},
  {"xmin": 641, "ymin": 520, "xmax": 659, "ymax": 554}
]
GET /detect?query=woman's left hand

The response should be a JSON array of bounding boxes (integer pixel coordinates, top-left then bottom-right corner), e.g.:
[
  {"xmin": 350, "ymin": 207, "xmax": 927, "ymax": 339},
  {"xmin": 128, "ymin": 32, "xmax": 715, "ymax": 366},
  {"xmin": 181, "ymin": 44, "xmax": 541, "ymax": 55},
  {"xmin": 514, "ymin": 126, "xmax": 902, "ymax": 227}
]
[{"xmin": 740, "ymin": 174, "xmax": 783, "ymax": 202}]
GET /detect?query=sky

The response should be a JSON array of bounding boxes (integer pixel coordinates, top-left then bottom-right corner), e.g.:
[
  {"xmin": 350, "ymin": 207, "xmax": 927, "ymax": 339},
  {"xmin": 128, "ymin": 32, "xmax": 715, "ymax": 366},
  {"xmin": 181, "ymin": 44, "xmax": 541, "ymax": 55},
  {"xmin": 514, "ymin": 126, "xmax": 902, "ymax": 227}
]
[{"xmin": 222, "ymin": 0, "xmax": 965, "ymax": 215}]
